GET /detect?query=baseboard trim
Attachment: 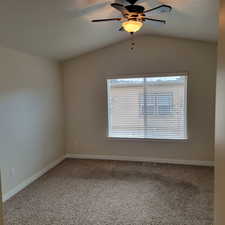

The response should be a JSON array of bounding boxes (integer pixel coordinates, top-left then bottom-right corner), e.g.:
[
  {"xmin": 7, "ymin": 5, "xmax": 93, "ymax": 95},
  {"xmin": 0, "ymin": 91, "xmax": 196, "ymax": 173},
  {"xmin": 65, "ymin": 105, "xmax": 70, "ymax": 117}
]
[
  {"xmin": 66, "ymin": 153, "xmax": 214, "ymax": 167},
  {"xmin": 2, "ymin": 153, "xmax": 213, "ymax": 202},
  {"xmin": 3, "ymin": 155, "xmax": 65, "ymax": 202}
]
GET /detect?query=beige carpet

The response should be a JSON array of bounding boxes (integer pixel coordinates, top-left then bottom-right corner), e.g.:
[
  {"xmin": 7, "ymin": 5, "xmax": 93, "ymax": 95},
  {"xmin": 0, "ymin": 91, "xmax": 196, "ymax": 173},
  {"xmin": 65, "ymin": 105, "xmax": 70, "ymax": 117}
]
[{"xmin": 4, "ymin": 159, "xmax": 214, "ymax": 225}]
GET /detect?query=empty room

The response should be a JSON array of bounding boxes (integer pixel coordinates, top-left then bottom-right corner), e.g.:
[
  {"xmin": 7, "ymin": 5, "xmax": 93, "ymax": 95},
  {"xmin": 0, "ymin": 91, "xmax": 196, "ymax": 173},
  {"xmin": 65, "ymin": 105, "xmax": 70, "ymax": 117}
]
[{"xmin": 0, "ymin": 0, "xmax": 225, "ymax": 225}]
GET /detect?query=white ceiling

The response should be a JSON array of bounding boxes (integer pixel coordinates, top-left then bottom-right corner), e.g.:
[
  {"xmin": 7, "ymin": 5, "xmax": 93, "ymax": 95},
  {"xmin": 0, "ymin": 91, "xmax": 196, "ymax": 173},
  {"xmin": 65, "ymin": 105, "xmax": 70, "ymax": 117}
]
[{"xmin": 0, "ymin": 0, "xmax": 219, "ymax": 60}]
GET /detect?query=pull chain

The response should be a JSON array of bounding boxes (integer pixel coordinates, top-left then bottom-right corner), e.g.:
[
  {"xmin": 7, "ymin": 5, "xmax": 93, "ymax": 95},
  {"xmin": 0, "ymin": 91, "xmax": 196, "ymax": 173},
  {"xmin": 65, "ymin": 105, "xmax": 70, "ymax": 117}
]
[{"xmin": 130, "ymin": 32, "xmax": 135, "ymax": 50}]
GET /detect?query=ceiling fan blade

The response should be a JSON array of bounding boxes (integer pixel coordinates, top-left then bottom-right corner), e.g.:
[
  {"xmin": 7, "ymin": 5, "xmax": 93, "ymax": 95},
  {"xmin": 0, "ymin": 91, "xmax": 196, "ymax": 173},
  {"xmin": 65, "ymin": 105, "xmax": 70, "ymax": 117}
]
[
  {"xmin": 111, "ymin": 3, "xmax": 127, "ymax": 13},
  {"xmin": 144, "ymin": 4, "xmax": 172, "ymax": 14},
  {"xmin": 92, "ymin": 18, "xmax": 122, "ymax": 22},
  {"xmin": 145, "ymin": 18, "xmax": 166, "ymax": 25}
]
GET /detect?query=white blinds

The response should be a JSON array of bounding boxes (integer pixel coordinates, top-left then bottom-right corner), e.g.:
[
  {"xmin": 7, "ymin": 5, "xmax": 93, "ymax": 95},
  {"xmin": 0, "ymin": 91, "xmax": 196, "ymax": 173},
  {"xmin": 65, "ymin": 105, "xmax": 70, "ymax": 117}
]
[{"xmin": 107, "ymin": 75, "xmax": 187, "ymax": 139}]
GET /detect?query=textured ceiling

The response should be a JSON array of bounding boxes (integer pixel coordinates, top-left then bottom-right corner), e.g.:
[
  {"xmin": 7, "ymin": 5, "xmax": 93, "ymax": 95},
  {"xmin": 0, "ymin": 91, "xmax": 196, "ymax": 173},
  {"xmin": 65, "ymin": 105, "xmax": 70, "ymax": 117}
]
[{"xmin": 0, "ymin": 0, "xmax": 219, "ymax": 60}]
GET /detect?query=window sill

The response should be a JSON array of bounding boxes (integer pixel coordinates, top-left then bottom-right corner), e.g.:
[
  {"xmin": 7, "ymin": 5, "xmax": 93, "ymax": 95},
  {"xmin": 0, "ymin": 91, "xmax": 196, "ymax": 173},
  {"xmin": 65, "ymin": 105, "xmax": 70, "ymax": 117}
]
[{"xmin": 107, "ymin": 137, "xmax": 189, "ymax": 143}]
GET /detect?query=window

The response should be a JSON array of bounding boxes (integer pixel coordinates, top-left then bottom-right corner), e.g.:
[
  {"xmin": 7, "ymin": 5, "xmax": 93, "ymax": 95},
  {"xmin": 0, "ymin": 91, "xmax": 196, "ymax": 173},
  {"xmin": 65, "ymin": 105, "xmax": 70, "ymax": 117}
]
[{"xmin": 107, "ymin": 75, "xmax": 187, "ymax": 140}]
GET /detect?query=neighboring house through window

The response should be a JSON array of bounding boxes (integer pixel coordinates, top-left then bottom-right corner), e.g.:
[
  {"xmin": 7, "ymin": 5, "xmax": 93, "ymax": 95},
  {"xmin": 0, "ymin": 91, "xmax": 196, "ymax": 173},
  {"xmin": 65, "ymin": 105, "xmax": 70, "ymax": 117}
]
[{"xmin": 140, "ymin": 92, "xmax": 173, "ymax": 116}]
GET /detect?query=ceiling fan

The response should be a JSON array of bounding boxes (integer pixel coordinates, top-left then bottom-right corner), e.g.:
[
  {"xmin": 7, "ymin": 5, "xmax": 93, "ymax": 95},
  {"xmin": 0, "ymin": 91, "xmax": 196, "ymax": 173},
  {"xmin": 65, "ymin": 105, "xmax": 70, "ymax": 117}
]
[{"xmin": 91, "ymin": 0, "xmax": 172, "ymax": 33}]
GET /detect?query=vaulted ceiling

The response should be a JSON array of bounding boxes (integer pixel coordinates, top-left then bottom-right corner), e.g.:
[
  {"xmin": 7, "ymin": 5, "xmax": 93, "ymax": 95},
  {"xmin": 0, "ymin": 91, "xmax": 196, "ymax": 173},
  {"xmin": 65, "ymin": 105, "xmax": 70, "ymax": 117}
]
[{"xmin": 0, "ymin": 0, "xmax": 219, "ymax": 60}]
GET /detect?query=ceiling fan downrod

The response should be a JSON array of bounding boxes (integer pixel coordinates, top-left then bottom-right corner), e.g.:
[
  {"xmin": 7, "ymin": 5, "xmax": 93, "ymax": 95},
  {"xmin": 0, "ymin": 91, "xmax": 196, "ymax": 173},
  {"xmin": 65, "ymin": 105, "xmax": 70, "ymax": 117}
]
[{"xmin": 126, "ymin": 0, "xmax": 139, "ymax": 5}]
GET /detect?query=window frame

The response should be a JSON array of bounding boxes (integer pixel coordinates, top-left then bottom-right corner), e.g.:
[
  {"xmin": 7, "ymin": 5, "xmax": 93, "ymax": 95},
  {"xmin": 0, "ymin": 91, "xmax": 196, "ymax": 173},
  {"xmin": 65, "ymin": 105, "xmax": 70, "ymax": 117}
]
[{"xmin": 105, "ymin": 72, "xmax": 188, "ymax": 142}]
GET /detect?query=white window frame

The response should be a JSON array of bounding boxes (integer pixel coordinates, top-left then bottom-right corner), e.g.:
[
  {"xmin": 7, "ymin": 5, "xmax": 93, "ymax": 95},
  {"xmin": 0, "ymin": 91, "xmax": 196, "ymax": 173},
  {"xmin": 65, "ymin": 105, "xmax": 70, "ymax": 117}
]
[{"xmin": 106, "ymin": 72, "xmax": 188, "ymax": 142}]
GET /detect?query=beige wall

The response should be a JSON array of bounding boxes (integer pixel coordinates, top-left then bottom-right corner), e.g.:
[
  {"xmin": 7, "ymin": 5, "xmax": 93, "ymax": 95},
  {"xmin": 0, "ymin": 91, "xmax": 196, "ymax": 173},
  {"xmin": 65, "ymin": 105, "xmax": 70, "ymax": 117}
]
[
  {"xmin": 62, "ymin": 35, "xmax": 217, "ymax": 162},
  {"xmin": 215, "ymin": 0, "xmax": 225, "ymax": 224},
  {"xmin": 0, "ymin": 46, "xmax": 64, "ymax": 196}
]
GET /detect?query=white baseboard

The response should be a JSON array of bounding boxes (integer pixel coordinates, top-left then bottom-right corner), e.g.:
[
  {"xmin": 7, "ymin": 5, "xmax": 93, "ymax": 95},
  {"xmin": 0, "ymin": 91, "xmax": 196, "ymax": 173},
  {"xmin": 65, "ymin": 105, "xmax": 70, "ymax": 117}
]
[
  {"xmin": 66, "ymin": 153, "xmax": 214, "ymax": 167},
  {"xmin": 3, "ymin": 155, "xmax": 65, "ymax": 202}
]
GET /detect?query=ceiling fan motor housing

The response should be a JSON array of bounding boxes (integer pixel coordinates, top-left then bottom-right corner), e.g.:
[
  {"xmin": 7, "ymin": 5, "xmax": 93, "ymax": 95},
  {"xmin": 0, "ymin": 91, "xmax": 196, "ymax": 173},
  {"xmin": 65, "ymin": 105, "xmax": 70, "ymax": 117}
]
[{"xmin": 125, "ymin": 5, "xmax": 144, "ymax": 13}]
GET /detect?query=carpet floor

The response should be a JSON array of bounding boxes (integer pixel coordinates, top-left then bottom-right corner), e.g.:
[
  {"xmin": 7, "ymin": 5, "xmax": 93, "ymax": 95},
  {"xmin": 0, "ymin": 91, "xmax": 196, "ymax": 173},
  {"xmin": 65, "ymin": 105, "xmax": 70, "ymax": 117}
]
[{"xmin": 4, "ymin": 159, "xmax": 214, "ymax": 225}]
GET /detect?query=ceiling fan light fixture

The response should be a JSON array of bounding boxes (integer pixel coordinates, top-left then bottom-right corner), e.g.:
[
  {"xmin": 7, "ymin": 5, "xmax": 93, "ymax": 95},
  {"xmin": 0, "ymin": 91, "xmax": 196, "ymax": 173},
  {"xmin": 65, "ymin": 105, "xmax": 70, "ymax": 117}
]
[{"xmin": 122, "ymin": 20, "xmax": 143, "ymax": 33}]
